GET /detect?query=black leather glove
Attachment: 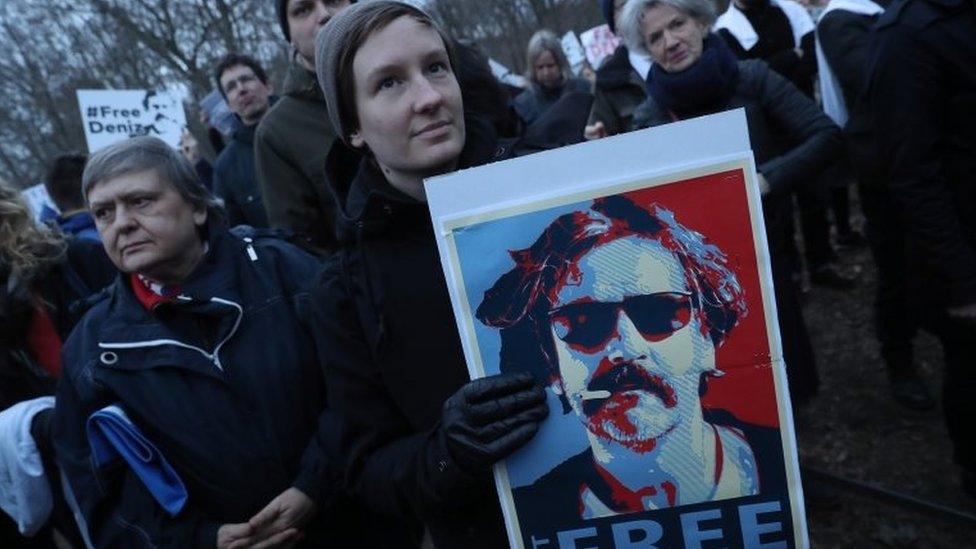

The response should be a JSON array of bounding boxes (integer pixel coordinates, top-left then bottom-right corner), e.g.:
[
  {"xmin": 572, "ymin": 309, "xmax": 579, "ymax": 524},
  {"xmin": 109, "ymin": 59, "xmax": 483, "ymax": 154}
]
[{"xmin": 441, "ymin": 372, "xmax": 549, "ymax": 475}]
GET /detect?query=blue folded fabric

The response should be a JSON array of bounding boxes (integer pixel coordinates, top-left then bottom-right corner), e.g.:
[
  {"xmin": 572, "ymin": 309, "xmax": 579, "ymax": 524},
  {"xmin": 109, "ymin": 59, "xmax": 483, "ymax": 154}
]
[{"xmin": 86, "ymin": 405, "xmax": 187, "ymax": 516}]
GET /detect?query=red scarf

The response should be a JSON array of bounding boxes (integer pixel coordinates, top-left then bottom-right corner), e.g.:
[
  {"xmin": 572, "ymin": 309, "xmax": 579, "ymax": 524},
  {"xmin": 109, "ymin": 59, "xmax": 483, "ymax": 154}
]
[
  {"xmin": 26, "ymin": 303, "xmax": 62, "ymax": 378},
  {"xmin": 129, "ymin": 273, "xmax": 181, "ymax": 310}
]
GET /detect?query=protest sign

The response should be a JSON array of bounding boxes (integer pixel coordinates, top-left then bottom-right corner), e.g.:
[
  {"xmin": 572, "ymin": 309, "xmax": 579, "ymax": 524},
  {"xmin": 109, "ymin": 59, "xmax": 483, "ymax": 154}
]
[
  {"xmin": 490, "ymin": 58, "xmax": 529, "ymax": 89},
  {"xmin": 560, "ymin": 31, "xmax": 588, "ymax": 75},
  {"xmin": 580, "ymin": 24, "xmax": 621, "ymax": 68},
  {"xmin": 426, "ymin": 110, "xmax": 807, "ymax": 548},
  {"xmin": 77, "ymin": 90, "xmax": 187, "ymax": 152}
]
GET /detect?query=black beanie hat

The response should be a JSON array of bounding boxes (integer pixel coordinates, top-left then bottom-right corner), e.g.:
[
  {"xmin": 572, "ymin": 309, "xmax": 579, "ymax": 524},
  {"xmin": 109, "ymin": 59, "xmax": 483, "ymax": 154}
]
[
  {"xmin": 600, "ymin": 0, "xmax": 616, "ymax": 33},
  {"xmin": 277, "ymin": 0, "xmax": 358, "ymax": 43}
]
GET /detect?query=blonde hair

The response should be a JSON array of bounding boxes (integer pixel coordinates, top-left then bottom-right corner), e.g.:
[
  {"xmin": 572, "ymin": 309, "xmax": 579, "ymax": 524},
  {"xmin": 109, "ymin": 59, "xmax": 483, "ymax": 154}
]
[
  {"xmin": 524, "ymin": 30, "xmax": 573, "ymax": 84},
  {"xmin": 0, "ymin": 180, "xmax": 66, "ymax": 283}
]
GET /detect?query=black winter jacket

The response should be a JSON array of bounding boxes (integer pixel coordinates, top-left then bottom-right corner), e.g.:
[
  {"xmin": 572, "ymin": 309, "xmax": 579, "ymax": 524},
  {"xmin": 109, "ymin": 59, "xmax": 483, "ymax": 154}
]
[
  {"xmin": 817, "ymin": 8, "xmax": 883, "ymax": 190},
  {"xmin": 213, "ymin": 122, "xmax": 270, "ymax": 228},
  {"xmin": 53, "ymin": 226, "xmax": 349, "ymax": 548},
  {"xmin": 311, "ymin": 117, "xmax": 543, "ymax": 548},
  {"xmin": 718, "ymin": 0, "xmax": 817, "ymax": 97},
  {"xmin": 588, "ymin": 45, "xmax": 647, "ymax": 136},
  {"xmin": 636, "ymin": 59, "xmax": 840, "ymax": 260},
  {"xmin": 635, "ymin": 60, "xmax": 841, "ymax": 197},
  {"xmin": 867, "ymin": 0, "xmax": 976, "ymax": 308},
  {"xmin": 0, "ymin": 237, "xmax": 114, "ymax": 409},
  {"xmin": 514, "ymin": 78, "xmax": 592, "ymax": 126},
  {"xmin": 817, "ymin": 9, "xmax": 879, "ymax": 115}
]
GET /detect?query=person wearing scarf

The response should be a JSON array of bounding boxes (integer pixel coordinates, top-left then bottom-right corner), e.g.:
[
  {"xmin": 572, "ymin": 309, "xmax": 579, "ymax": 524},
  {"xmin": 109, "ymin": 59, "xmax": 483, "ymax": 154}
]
[{"xmin": 621, "ymin": 0, "xmax": 842, "ymax": 414}]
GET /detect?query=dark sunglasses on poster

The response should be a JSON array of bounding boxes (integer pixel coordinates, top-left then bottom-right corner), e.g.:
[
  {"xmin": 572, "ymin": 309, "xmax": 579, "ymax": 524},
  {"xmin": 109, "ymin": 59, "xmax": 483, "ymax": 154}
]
[{"xmin": 549, "ymin": 292, "xmax": 694, "ymax": 351}]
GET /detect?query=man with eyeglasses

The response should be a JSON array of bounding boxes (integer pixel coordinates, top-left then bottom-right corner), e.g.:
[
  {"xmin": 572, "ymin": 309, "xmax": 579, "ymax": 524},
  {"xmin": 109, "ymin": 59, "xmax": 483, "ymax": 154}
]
[
  {"xmin": 212, "ymin": 54, "xmax": 274, "ymax": 228},
  {"xmin": 477, "ymin": 195, "xmax": 780, "ymax": 527}
]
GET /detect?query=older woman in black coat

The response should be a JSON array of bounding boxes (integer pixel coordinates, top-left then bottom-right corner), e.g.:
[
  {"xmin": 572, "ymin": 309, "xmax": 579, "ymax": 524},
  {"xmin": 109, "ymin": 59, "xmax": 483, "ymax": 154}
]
[{"xmin": 622, "ymin": 0, "xmax": 842, "ymax": 407}]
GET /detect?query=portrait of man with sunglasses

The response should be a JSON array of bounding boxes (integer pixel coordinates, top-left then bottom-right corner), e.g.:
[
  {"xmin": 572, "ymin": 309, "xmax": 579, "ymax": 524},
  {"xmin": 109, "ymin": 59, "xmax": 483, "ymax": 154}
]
[{"xmin": 476, "ymin": 194, "xmax": 768, "ymax": 525}]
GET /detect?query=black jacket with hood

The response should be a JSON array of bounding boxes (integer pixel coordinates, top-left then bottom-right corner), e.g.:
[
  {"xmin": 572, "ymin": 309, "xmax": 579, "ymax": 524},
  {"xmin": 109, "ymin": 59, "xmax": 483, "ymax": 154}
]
[
  {"xmin": 213, "ymin": 120, "xmax": 271, "ymax": 229},
  {"xmin": 867, "ymin": 0, "xmax": 976, "ymax": 309},
  {"xmin": 310, "ymin": 115, "xmax": 552, "ymax": 548}
]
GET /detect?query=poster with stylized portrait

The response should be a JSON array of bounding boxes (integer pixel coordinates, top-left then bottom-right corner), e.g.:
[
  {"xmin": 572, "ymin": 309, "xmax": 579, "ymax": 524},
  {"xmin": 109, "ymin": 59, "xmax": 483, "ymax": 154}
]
[
  {"xmin": 426, "ymin": 110, "xmax": 807, "ymax": 548},
  {"xmin": 77, "ymin": 89, "xmax": 187, "ymax": 152}
]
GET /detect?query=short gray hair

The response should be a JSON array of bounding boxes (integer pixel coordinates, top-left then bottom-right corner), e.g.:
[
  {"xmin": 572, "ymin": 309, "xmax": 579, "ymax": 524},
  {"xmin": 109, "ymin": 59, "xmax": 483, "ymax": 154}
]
[
  {"xmin": 619, "ymin": 0, "xmax": 717, "ymax": 58},
  {"xmin": 524, "ymin": 30, "xmax": 572, "ymax": 84},
  {"xmin": 82, "ymin": 136, "xmax": 223, "ymax": 222}
]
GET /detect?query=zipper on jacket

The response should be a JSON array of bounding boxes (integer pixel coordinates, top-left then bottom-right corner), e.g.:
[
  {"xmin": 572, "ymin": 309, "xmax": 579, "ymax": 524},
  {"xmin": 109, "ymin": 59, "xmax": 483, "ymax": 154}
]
[
  {"xmin": 243, "ymin": 237, "xmax": 258, "ymax": 261},
  {"xmin": 98, "ymin": 297, "xmax": 244, "ymax": 372}
]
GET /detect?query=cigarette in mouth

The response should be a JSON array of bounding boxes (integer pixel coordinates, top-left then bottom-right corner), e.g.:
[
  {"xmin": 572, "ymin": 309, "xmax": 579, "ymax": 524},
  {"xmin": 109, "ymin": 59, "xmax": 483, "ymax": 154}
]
[{"xmin": 580, "ymin": 390, "xmax": 612, "ymax": 401}]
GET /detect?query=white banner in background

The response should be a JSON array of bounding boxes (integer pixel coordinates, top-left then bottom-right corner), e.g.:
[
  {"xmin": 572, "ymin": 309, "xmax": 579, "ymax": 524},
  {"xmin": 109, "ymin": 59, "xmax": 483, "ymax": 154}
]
[
  {"xmin": 580, "ymin": 24, "xmax": 621, "ymax": 68},
  {"xmin": 77, "ymin": 90, "xmax": 187, "ymax": 153},
  {"xmin": 561, "ymin": 31, "xmax": 588, "ymax": 74}
]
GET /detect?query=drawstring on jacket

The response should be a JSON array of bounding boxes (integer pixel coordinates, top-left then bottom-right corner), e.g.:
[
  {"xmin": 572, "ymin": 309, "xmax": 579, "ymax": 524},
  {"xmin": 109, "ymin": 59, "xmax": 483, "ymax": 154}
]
[{"xmin": 353, "ymin": 215, "xmax": 388, "ymax": 357}]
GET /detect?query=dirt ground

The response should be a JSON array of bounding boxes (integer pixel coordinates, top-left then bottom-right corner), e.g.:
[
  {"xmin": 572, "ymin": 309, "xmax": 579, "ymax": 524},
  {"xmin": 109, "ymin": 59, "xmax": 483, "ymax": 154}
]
[{"xmin": 795, "ymin": 228, "xmax": 976, "ymax": 547}]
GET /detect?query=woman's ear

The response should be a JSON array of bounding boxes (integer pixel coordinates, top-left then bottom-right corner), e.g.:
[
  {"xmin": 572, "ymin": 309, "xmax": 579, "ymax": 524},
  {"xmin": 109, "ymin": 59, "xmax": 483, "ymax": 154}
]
[{"xmin": 193, "ymin": 205, "xmax": 208, "ymax": 227}]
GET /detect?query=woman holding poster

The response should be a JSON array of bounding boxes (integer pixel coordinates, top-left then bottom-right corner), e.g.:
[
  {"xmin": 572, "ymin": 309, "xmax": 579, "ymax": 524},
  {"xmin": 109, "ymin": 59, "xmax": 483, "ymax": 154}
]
[
  {"xmin": 308, "ymin": 2, "xmax": 589, "ymax": 547},
  {"xmin": 623, "ymin": 0, "xmax": 842, "ymax": 407}
]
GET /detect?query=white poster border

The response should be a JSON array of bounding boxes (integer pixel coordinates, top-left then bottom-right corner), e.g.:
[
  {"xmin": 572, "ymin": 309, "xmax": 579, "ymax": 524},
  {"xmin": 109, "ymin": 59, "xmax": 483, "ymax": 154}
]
[{"xmin": 425, "ymin": 109, "xmax": 808, "ymax": 548}]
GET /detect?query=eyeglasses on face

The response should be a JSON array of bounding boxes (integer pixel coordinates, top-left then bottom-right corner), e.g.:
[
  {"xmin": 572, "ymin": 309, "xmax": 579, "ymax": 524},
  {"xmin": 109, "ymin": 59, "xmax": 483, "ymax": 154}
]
[{"xmin": 549, "ymin": 292, "xmax": 693, "ymax": 351}]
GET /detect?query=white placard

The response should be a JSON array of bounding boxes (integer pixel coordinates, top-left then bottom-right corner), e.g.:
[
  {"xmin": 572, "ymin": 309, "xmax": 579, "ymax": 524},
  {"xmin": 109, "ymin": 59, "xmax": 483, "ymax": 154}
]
[
  {"xmin": 560, "ymin": 31, "xmax": 588, "ymax": 74},
  {"xmin": 580, "ymin": 24, "xmax": 622, "ymax": 68},
  {"xmin": 77, "ymin": 89, "xmax": 188, "ymax": 152},
  {"xmin": 425, "ymin": 110, "xmax": 807, "ymax": 549}
]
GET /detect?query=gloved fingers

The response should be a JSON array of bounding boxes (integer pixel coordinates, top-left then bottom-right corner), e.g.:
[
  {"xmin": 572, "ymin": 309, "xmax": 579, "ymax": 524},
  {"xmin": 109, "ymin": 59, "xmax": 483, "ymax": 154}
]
[
  {"xmin": 466, "ymin": 385, "xmax": 546, "ymax": 425},
  {"xmin": 475, "ymin": 403, "xmax": 549, "ymax": 442},
  {"xmin": 462, "ymin": 372, "xmax": 537, "ymax": 404},
  {"xmin": 481, "ymin": 421, "xmax": 542, "ymax": 463}
]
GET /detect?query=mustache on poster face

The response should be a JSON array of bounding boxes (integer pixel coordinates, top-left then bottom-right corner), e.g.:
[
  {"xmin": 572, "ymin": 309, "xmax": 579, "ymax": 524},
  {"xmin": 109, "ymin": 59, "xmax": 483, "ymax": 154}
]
[{"xmin": 580, "ymin": 361, "xmax": 677, "ymax": 417}]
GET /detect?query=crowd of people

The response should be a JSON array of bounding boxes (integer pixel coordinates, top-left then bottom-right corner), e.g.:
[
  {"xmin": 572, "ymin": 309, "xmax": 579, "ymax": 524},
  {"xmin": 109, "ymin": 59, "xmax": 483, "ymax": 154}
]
[{"xmin": 0, "ymin": 0, "xmax": 973, "ymax": 547}]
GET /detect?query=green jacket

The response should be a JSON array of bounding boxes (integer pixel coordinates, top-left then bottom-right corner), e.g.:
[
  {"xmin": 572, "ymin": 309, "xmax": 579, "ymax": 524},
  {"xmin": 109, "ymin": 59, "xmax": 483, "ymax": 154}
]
[{"xmin": 255, "ymin": 57, "xmax": 338, "ymax": 255}]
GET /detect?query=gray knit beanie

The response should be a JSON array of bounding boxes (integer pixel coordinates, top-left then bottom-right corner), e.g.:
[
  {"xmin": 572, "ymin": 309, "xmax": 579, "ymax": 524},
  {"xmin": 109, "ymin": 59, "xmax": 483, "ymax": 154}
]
[{"xmin": 316, "ymin": 0, "xmax": 439, "ymax": 146}]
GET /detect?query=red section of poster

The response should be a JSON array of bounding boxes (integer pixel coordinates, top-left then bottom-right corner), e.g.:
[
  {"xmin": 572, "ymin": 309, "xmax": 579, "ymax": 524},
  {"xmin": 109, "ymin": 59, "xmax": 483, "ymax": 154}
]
[{"xmin": 624, "ymin": 169, "xmax": 778, "ymax": 427}]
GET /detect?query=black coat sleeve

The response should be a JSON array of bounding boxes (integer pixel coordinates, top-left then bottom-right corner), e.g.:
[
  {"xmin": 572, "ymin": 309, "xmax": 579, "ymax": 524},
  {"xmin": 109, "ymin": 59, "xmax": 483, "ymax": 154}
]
[
  {"xmin": 309, "ymin": 260, "xmax": 483, "ymax": 522},
  {"xmin": 818, "ymin": 11, "xmax": 875, "ymax": 106},
  {"xmin": 760, "ymin": 32, "xmax": 815, "ymax": 94},
  {"xmin": 718, "ymin": 28, "xmax": 750, "ymax": 59},
  {"xmin": 753, "ymin": 61, "xmax": 843, "ymax": 194},
  {"xmin": 212, "ymin": 164, "xmax": 246, "ymax": 228},
  {"xmin": 869, "ymin": 27, "xmax": 976, "ymax": 306},
  {"xmin": 259, "ymin": 237, "xmax": 344, "ymax": 507},
  {"xmin": 53, "ymin": 354, "xmax": 221, "ymax": 548},
  {"xmin": 794, "ymin": 32, "xmax": 817, "ymax": 86}
]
